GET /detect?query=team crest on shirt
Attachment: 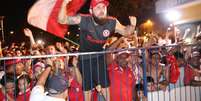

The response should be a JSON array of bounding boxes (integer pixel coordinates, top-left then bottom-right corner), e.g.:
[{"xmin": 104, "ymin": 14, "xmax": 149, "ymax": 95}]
[{"xmin": 102, "ymin": 29, "xmax": 110, "ymax": 37}]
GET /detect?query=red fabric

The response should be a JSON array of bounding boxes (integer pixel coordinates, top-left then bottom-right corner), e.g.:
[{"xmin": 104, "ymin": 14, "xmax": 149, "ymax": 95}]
[
  {"xmin": 166, "ymin": 55, "xmax": 180, "ymax": 84},
  {"xmin": 184, "ymin": 65, "xmax": 195, "ymax": 85},
  {"xmin": 16, "ymin": 89, "xmax": 31, "ymax": 101},
  {"xmin": 0, "ymin": 91, "xmax": 14, "ymax": 101},
  {"xmin": 0, "ymin": 90, "xmax": 4, "ymax": 101},
  {"xmin": 5, "ymin": 59, "xmax": 29, "ymax": 66},
  {"xmin": 170, "ymin": 63, "xmax": 180, "ymax": 83},
  {"xmin": 92, "ymin": 90, "xmax": 98, "ymax": 101},
  {"xmin": 47, "ymin": 0, "xmax": 85, "ymax": 38},
  {"xmin": 90, "ymin": 0, "xmax": 109, "ymax": 8},
  {"xmin": 68, "ymin": 79, "xmax": 84, "ymax": 101},
  {"xmin": 108, "ymin": 62, "xmax": 136, "ymax": 101},
  {"xmin": 67, "ymin": 0, "xmax": 85, "ymax": 16},
  {"xmin": 47, "ymin": 0, "xmax": 67, "ymax": 38}
]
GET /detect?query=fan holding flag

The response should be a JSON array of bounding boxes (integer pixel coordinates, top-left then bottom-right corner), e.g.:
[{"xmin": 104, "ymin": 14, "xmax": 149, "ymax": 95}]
[
  {"xmin": 28, "ymin": 0, "xmax": 137, "ymax": 100},
  {"xmin": 27, "ymin": 0, "xmax": 85, "ymax": 46},
  {"xmin": 57, "ymin": 0, "xmax": 137, "ymax": 100}
]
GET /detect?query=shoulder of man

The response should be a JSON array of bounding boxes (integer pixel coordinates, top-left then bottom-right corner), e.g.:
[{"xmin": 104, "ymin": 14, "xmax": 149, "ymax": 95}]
[
  {"xmin": 106, "ymin": 16, "xmax": 116, "ymax": 20},
  {"xmin": 80, "ymin": 14, "xmax": 92, "ymax": 17},
  {"xmin": 30, "ymin": 85, "xmax": 45, "ymax": 101}
]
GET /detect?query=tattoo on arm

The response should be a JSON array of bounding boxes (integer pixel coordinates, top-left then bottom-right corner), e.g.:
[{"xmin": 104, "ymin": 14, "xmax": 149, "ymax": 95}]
[{"xmin": 66, "ymin": 15, "xmax": 81, "ymax": 25}]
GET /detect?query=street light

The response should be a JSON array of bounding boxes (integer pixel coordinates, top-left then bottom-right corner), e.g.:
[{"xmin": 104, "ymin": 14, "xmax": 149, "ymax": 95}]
[
  {"xmin": 10, "ymin": 31, "xmax": 14, "ymax": 35},
  {"xmin": 143, "ymin": 19, "xmax": 153, "ymax": 33},
  {"xmin": 165, "ymin": 10, "xmax": 181, "ymax": 22},
  {"xmin": 146, "ymin": 20, "xmax": 153, "ymax": 26},
  {"xmin": 37, "ymin": 39, "xmax": 44, "ymax": 45}
]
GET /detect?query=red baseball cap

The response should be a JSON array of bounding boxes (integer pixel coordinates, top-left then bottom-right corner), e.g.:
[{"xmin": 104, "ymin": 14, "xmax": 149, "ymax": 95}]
[
  {"xmin": 5, "ymin": 59, "xmax": 22, "ymax": 66},
  {"xmin": 5, "ymin": 59, "xmax": 28, "ymax": 66},
  {"xmin": 90, "ymin": 0, "xmax": 109, "ymax": 8}
]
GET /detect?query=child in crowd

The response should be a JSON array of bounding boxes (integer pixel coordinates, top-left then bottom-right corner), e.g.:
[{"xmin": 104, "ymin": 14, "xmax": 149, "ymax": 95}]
[
  {"xmin": 136, "ymin": 84, "xmax": 147, "ymax": 101},
  {"xmin": 16, "ymin": 74, "xmax": 31, "ymax": 101},
  {"xmin": 0, "ymin": 75, "xmax": 16, "ymax": 101}
]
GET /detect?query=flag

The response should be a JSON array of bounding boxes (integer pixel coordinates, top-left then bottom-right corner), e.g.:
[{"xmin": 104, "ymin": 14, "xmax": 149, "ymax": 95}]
[{"xmin": 27, "ymin": 0, "xmax": 85, "ymax": 38}]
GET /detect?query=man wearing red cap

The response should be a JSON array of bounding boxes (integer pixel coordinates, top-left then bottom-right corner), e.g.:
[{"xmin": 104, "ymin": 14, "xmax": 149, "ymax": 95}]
[{"xmin": 58, "ymin": 0, "xmax": 136, "ymax": 100}]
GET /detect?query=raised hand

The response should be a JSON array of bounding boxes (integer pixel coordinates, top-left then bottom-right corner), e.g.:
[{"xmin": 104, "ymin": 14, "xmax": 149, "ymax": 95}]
[
  {"xmin": 129, "ymin": 16, "xmax": 137, "ymax": 26},
  {"xmin": 24, "ymin": 28, "xmax": 33, "ymax": 37},
  {"xmin": 72, "ymin": 56, "xmax": 78, "ymax": 67},
  {"xmin": 124, "ymin": 25, "xmax": 135, "ymax": 37}
]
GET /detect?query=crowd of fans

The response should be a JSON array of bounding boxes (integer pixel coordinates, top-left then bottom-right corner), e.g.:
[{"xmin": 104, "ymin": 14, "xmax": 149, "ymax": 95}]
[{"xmin": 0, "ymin": 27, "xmax": 200, "ymax": 101}]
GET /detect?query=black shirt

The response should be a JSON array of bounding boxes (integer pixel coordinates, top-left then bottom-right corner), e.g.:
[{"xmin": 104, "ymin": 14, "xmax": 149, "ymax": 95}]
[{"xmin": 79, "ymin": 15, "xmax": 116, "ymax": 52}]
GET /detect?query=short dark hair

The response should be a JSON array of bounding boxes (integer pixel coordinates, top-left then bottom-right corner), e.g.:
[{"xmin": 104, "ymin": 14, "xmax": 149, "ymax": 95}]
[
  {"xmin": 173, "ymin": 51, "xmax": 184, "ymax": 60},
  {"xmin": 147, "ymin": 76, "xmax": 154, "ymax": 83},
  {"xmin": 136, "ymin": 84, "xmax": 144, "ymax": 91},
  {"xmin": 0, "ymin": 75, "xmax": 15, "ymax": 86}
]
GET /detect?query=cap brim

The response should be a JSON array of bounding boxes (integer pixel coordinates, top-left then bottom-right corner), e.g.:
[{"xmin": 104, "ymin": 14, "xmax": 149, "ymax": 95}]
[{"xmin": 5, "ymin": 59, "xmax": 24, "ymax": 66}]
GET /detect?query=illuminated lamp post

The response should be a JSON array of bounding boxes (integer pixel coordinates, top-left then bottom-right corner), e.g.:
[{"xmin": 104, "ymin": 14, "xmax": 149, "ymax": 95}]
[{"xmin": 144, "ymin": 19, "xmax": 153, "ymax": 33}]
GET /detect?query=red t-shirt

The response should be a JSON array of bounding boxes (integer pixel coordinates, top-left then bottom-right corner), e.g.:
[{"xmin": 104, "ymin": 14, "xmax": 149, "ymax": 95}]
[
  {"xmin": 68, "ymin": 79, "xmax": 84, "ymax": 101},
  {"xmin": 0, "ymin": 90, "xmax": 5, "ymax": 101},
  {"xmin": 0, "ymin": 90, "xmax": 14, "ymax": 101},
  {"xmin": 108, "ymin": 62, "xmax": 136, "ymax": 101},
  {"xmin": 16, "ymin": 88, "xmax": 31, "ymax": 101},
  {"xmin": 184, "ymin": 65, "xmax": 195, "ymax": 85}
]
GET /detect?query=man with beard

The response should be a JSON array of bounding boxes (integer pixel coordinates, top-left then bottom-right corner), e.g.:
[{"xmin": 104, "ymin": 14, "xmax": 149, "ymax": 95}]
[{"xmin": 58, "ymin": 0, "xmax": 136, "ymax": 100}]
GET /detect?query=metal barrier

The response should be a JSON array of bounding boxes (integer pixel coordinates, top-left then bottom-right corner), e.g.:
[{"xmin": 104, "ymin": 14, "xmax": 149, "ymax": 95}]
[{"xmin": 0, "ymin": 44, "xmax": 200, "ymax": 101}]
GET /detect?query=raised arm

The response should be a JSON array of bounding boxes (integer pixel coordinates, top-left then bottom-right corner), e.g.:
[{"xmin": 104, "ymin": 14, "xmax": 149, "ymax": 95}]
[
  {"xmin": 24, "ymin": 28, "xmax": 36, "ymax": 46},
  {"xmin": 71, "ymin": 56, "xmax": 82, "ymax": 85},
  {"xmin": 106, "ymin": 37, "xmax": 127, "ymax": 65},
  {"xmin": 107, "ymin": 37, "xmax": 125, "ymax": 50},
  {"xmin": 115, "ymin": 16, "xmax": 137, "ymax": 36},
  {"xmin": 36, "ymin": 65, "xmax": 52, "ymax": 86},
  {"xmin": 58, "ymin": 0, "xmax": 81, "ymax": 25}
]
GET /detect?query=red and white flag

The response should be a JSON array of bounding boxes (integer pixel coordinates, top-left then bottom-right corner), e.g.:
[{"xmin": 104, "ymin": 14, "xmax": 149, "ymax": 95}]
[{"xmin": 27, "ymin": 0, "xmax": 85, "ymax": 38}]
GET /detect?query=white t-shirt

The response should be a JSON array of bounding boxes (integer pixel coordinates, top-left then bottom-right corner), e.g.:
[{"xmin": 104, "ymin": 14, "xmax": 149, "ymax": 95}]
[{"xmin": 30, "ymin": 85, "xmax": 65, "ymax": 101}]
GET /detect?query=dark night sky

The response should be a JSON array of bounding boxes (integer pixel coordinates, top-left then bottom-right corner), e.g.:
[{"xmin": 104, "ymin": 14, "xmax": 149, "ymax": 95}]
[
  {"xmin": 0, "ymin": 0, "xmax": 158, "ymax": 47},
  {"xmin": 0, "ymin": 0, "xmax": 36, "ymax": 45}
]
